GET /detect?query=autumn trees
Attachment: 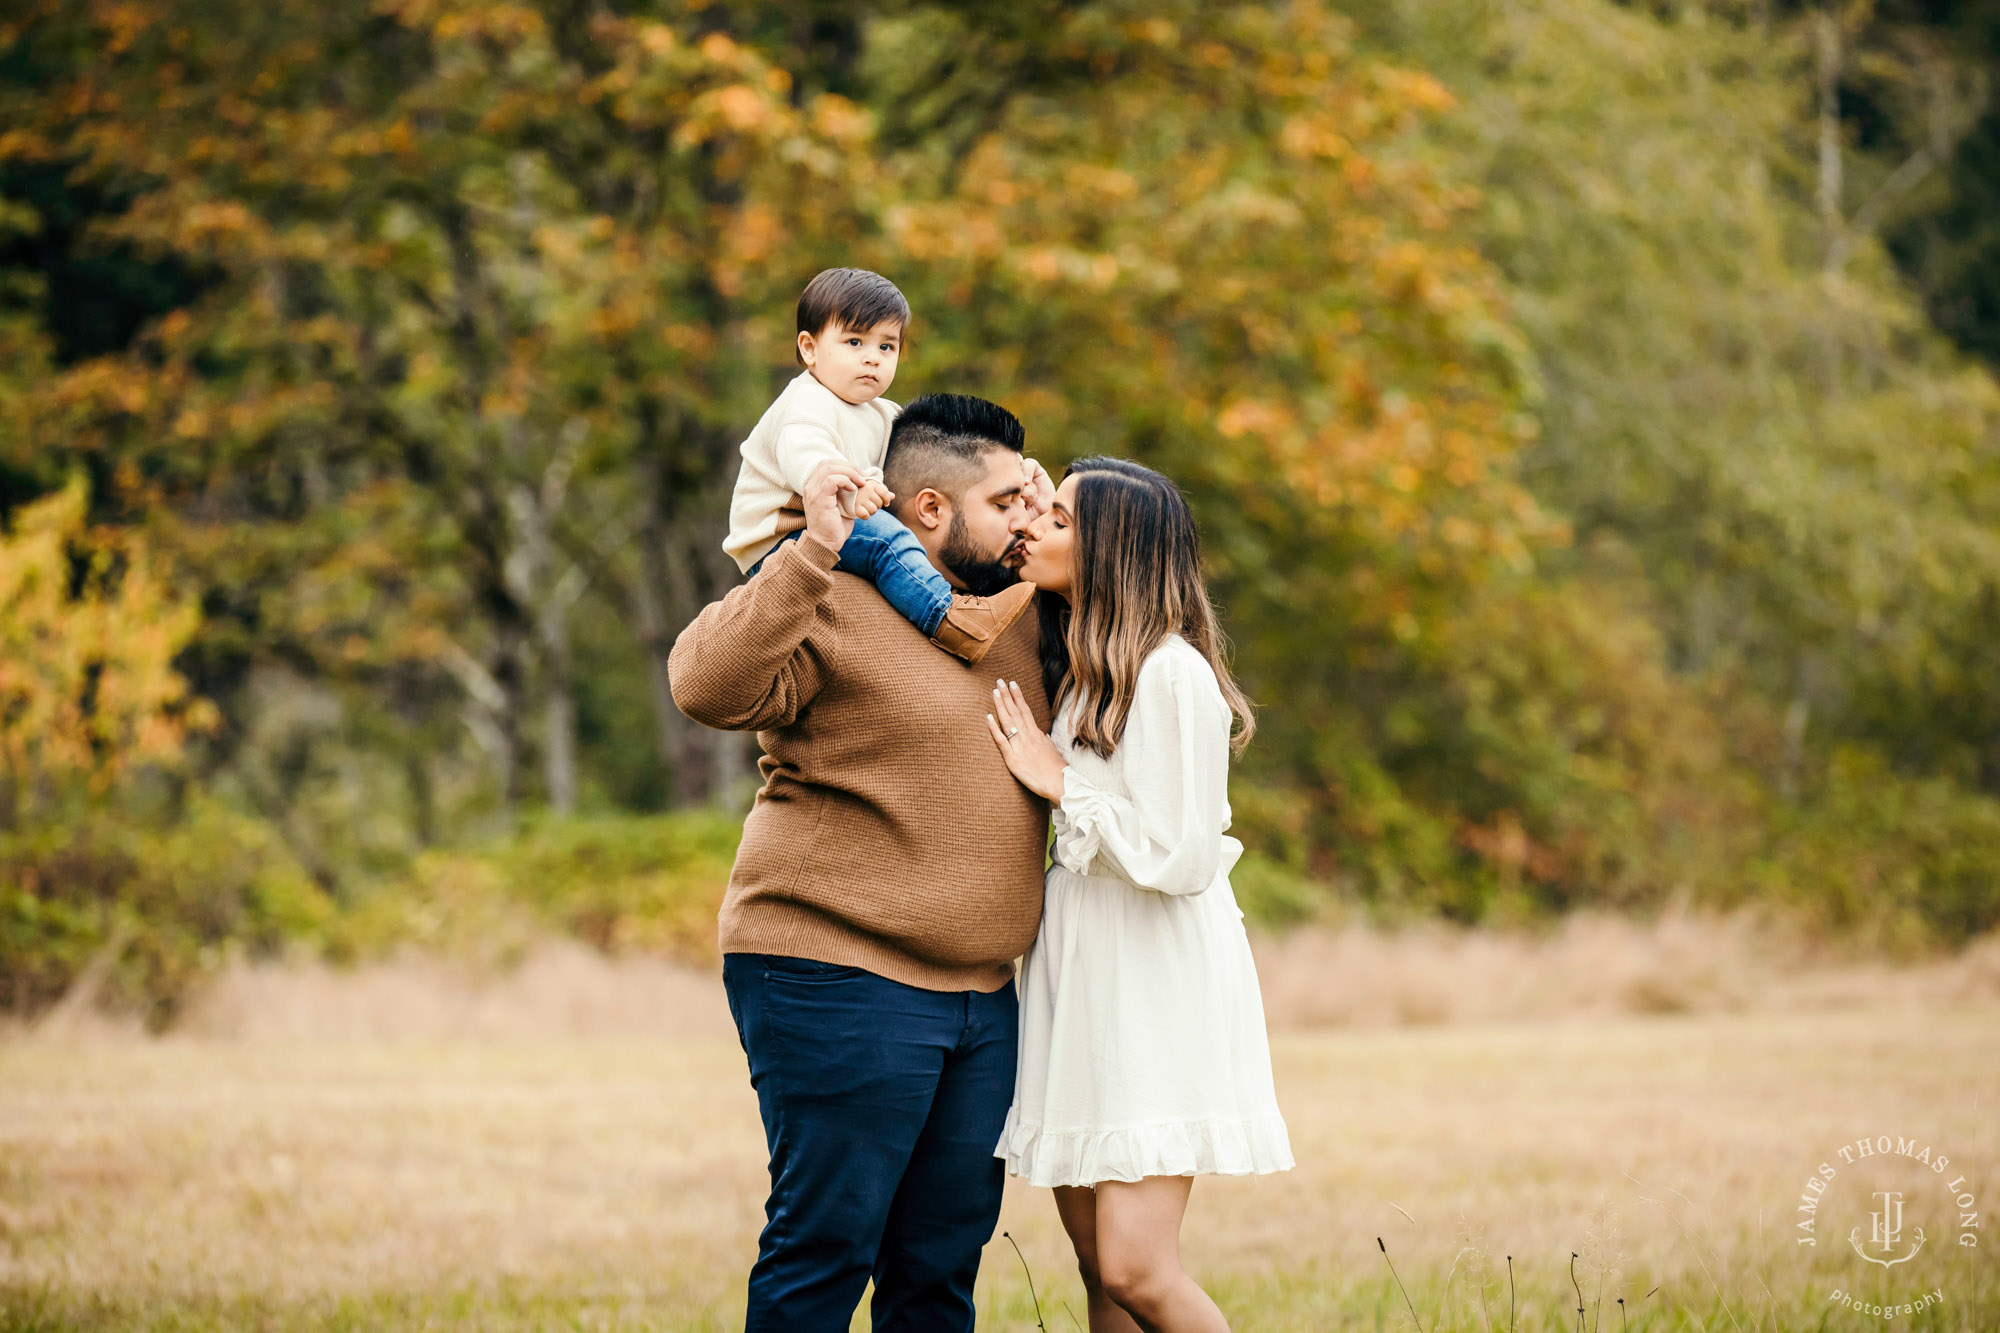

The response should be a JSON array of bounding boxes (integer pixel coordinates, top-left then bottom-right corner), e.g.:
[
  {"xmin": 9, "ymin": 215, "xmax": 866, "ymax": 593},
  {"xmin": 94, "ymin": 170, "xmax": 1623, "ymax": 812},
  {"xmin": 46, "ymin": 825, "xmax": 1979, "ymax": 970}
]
[
  {"xmin": 4, "ymin": 0, "xmax": 2000, "ymax": 1010},
  {"xmin": 6, "ymin": 0, "xmax": 885, "ymax": 821}
]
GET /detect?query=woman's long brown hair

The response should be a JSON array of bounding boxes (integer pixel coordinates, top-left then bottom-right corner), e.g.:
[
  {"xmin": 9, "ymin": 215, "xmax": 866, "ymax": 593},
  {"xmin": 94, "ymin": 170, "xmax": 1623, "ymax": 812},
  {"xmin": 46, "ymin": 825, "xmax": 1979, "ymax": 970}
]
[{"xmin": 1036, "ymin": 457, "xmax": 1254, "ymax": 758}]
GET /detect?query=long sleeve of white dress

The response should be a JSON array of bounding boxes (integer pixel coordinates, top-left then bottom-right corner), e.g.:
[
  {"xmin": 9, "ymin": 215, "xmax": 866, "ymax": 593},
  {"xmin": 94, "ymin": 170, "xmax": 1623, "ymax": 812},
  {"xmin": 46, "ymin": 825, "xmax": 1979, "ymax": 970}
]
[{"xmin": 1051, "ymin": 645, "xmax": 1233, "ymax": 897}]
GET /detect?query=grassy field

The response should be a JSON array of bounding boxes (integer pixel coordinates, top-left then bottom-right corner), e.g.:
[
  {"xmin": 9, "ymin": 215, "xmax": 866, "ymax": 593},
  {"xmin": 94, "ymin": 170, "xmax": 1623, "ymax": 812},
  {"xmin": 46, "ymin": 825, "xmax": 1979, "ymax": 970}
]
[{"xmin": 2, "ymin": 929, "xmax": 1996, "ymax": 1331}]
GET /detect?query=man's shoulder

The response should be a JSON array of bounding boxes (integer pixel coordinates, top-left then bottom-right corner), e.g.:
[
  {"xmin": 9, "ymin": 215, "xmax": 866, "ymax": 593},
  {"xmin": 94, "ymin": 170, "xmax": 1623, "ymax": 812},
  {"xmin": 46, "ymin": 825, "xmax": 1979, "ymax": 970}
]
[
  {"xmin": 999, "ymin": 596, "xmax": 1041, "ymax": 650},
  {"xmin": 821, "ymin": 573, "xmax": 933, "ymax": 638},
  {"xmin": 817, "ymin": 577, "xmax": 1041, "ymax": 670},
  {"xmin": 985, "ymin": 601, "xmax": 1045, "ymax": 689}
]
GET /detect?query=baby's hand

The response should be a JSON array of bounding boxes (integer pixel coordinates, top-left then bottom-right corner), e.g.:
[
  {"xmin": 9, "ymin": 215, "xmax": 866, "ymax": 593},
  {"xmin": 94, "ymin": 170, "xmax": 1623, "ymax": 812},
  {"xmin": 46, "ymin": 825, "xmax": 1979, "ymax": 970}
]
[
  {"xmin": 849, "ymin": 478, "xmax": 895, "ymax": 520},
  {"xmin": 1022, "ymin": 457, "xmax": 1055, "ymax": 518}
]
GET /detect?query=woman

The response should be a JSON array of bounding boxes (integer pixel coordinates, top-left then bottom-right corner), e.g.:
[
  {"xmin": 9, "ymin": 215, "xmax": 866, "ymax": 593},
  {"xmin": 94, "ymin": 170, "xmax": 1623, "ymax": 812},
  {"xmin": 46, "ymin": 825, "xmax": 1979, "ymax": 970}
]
[{"xmin": 985, "ymin": 457, "xmax": 1292, "ymax": 1333}]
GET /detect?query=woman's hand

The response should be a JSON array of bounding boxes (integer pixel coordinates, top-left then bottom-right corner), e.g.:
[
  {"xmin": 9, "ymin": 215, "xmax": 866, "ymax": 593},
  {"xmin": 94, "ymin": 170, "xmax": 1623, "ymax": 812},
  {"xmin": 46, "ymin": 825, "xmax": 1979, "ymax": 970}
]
[{"xmin": 986, "ymin": 678, "xmax": 1068, "ymax": 802}]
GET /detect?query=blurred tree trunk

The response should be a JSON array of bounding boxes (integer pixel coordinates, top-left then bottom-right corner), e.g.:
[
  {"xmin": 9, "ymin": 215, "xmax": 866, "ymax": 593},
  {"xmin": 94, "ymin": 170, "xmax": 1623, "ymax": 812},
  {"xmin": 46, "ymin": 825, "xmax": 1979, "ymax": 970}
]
[
  {"xmin": 404, "ymin": 752, "xmax": 437, "ymax": 847},
  {"xmin": 630, "ymin": 454, "xmax": 689, "ymax": 806},
  {"xmin": 512, "ymin": 435, "xmax": 587, "ymax": 816},
  {"xmin": 1815, "ymin": 5, "xmax": 1849, "ymax": 400},
  {"xmin": 538, "ymin": 581, "xmax": 582, "ymax": 815},
  {"xmin": 1816, "ymin": 7, "xmax": 1845, "ymax": 273},
  {"xmin": 647, "ymin": 438, "xmax": 741, "ymax": 810}
]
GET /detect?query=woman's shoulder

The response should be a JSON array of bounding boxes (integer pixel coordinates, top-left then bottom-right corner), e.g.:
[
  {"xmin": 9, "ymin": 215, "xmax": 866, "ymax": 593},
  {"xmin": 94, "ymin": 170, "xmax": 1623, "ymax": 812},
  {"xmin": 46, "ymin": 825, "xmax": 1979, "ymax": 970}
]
[
  {"xmin": 1135, "ymin": 634, "xmax": 1223, "ymax": 704},
  {"xmin": 1107, "ymin": 637, "xmax": 1229, "ymax": 761},
  {"xmin": 1141, "ymin": 632, "xmax": 1208, "ymax": 672}
]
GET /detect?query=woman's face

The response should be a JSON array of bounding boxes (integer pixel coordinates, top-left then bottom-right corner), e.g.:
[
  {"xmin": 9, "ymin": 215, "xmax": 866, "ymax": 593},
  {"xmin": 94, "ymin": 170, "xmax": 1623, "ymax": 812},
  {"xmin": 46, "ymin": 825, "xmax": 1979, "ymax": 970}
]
[{"xmin": 1016, "ymin": 472, "xmax": 1079, "ymax": 597}]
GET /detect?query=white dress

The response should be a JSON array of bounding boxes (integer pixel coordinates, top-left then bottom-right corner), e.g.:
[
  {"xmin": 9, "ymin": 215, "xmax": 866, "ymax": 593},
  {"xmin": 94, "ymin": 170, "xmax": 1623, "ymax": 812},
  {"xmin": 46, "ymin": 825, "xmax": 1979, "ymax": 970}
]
[{"xmin": 995, "ymin": 635, "xmax": 1294, "ymax": 1188}]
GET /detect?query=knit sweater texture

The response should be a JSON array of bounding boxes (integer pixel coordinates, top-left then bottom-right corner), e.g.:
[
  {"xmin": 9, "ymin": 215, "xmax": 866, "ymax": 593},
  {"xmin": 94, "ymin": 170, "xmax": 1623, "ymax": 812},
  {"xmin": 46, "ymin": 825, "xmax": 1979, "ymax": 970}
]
[{"xmin": 667, "ymin": 534, "xmax": 1051, "ymax": 992}]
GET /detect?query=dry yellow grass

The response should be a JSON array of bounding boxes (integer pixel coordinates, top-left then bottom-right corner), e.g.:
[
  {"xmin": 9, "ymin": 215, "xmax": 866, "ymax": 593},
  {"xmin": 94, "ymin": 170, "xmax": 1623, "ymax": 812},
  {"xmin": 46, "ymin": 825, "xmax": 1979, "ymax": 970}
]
[{"xmin": 3, "ymin": 920, "xmax": 1997, "ymax": 1330}]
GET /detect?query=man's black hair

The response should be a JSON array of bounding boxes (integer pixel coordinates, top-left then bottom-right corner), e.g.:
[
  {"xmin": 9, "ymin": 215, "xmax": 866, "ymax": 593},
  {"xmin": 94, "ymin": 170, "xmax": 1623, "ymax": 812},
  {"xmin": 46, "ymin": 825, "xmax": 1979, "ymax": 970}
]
[
  {"xmin": 796, "ymin": 268, "xmax": 909, "ymax": 366},
  {"xmin": 882, "ymin": 393, "xmax": 1026, "ymax": 509}
]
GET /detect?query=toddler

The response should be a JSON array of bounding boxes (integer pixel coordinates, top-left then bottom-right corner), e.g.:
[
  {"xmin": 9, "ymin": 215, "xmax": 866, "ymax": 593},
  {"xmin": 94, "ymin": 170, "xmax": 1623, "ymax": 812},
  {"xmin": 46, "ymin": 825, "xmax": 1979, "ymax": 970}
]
[{"xmin": 723, "ymin": 268, "xmax": 1037, "ymax": 665}]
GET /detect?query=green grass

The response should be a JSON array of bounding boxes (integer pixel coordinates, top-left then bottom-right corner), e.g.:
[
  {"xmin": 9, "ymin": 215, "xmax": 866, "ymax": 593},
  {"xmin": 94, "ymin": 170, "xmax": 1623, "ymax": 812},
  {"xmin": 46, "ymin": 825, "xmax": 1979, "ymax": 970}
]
[{"xmin": 4, "ymin": 1261, "xmax": 1995, "ymax": 1331}]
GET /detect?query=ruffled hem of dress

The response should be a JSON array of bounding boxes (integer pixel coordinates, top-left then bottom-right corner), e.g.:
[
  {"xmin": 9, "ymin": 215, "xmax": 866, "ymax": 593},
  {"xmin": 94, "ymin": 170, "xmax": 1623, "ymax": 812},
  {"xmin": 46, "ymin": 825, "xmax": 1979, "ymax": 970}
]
[{"xmin": 996, "ymin": 1113, "xmax": 1295, "ymax": 1189}]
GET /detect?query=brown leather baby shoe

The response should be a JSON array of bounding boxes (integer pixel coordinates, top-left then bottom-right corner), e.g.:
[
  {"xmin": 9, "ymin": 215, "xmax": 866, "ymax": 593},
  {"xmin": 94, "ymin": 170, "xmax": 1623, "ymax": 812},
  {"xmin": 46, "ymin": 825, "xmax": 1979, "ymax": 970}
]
[{"xmin": 930, "ymin": 581, "xmax": 1038, "ymax": 665}]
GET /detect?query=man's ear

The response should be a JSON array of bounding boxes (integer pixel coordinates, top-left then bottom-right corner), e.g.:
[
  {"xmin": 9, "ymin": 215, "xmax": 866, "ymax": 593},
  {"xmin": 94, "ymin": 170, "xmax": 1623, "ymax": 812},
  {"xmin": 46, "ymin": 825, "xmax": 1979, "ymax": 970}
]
[{"xmin": 906, "ymin": 487, "xmax": 949, "ymax": 532}]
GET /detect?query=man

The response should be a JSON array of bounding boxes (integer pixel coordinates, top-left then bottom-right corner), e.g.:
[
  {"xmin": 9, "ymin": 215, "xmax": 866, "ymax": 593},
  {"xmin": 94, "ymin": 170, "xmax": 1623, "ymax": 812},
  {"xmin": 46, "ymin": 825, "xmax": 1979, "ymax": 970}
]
[{"xmin": 668, "ymin": 393, "xmax": 1053, "ymax": 1332}]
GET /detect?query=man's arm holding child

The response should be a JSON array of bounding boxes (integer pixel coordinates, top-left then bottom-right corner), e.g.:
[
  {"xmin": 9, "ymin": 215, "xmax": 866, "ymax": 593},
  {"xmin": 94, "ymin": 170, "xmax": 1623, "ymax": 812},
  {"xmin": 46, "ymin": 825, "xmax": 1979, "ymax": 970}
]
[{"xmin": 668, "ymin": 464, "xmax": 863, "ymax": 731}]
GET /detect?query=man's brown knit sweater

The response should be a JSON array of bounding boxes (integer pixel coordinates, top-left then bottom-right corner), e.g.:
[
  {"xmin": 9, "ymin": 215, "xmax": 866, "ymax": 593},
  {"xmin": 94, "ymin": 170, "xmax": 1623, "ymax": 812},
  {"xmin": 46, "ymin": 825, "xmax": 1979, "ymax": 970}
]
[{"xmin": 667, "ymin": 534, "xmax": 1051, "ymax": 993}]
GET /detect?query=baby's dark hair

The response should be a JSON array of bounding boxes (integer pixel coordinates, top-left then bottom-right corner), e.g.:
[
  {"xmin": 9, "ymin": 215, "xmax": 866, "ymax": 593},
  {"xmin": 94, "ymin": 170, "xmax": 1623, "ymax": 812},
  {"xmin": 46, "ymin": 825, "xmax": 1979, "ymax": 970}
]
[{"xmin": 796, "ymin": 268, "xmax": 910, "ymax": 366}]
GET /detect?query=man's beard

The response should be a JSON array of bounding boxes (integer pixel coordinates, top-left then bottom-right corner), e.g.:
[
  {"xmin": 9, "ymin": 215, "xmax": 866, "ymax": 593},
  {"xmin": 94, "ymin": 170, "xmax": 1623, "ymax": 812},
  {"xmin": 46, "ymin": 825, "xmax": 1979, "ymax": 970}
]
[{"xmin": 940, "ymin": 510, "xmax": 1024, "ymax": 597}]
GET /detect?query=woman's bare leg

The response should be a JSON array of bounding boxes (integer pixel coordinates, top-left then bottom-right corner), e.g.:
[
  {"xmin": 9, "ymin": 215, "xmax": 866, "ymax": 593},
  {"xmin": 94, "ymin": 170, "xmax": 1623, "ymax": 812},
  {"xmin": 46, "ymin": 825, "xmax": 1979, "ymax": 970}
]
[
  {"xmin": 1053, "ymin": 1184, "xmax": 1143, "ymax": 1332},
  {"xmin": 1088, "ymin": 1176, "xmax": 1230, "ymax": 1332}
]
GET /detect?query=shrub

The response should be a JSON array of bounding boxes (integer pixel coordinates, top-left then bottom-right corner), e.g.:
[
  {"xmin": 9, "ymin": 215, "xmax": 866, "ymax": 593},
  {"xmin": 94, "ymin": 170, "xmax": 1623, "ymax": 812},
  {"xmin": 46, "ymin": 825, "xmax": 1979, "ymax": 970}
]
[
  {"xmin": 1758, "ymin": 748, "xmax": 2000, "ymax": 948},
  {"xmin": 0, "ymin": 794, "xmax": 333, "ymax": 1027},
  {"xmin": 332, "ymin": 811, "xmax": 741, "ymax": 968}
]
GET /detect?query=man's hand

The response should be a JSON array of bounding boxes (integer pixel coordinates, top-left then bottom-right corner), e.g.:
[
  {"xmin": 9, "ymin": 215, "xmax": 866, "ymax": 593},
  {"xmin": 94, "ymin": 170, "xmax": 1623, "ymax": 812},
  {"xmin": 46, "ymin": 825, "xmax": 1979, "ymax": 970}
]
[
  {"xmin": 804, "ymin": 460, "xmax": 869, "ymax": 550},
  {"xmin": 1022, "ymin": 457, "xmax": 1056, "ymax": 519}
]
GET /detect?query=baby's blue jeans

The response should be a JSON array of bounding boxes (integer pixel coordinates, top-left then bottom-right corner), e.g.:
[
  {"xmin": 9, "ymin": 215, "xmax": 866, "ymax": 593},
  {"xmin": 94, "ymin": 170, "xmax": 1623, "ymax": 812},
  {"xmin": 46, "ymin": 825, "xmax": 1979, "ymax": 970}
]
[{"xmin": 750, "ymin": 510, "xmax": 954, "ymax": 636}]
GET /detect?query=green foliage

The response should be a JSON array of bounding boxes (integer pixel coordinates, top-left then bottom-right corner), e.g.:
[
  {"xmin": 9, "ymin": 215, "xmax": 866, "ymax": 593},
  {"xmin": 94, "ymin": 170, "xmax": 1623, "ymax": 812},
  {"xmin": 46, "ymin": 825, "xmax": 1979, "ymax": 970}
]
[
  {"xmin": 0, "ymin": 804, "xmax": 737, "ymax": 1023},
  {"xmin": 1331, "ymin": 0, "xmax": 2000, "ymax": 938},
  {"xmin": 1228, "ymin": 851, "xmax": 1328, "ymax": 930},
  {"xmin": 1760, "ymin": 747, "xmax": 2000, "ymax": 949},
  {"xmin": 334, "ymin": 810, "xmax": 739, "ymax": 966},
  {"xmin": 0, "ymin": 793, "xmax": 332, "ymax": 1027},
  {"xmin": 1399, "ymin": 0, "xmax": 2000, "ymax": 759}
]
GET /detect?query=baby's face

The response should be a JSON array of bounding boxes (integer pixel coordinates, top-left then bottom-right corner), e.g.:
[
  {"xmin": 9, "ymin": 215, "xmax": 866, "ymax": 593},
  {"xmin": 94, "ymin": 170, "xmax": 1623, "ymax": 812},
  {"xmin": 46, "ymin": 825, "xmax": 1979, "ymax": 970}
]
[{"xmin": 800, "ymin": 318, "xmax": 902, "ymax": 405}]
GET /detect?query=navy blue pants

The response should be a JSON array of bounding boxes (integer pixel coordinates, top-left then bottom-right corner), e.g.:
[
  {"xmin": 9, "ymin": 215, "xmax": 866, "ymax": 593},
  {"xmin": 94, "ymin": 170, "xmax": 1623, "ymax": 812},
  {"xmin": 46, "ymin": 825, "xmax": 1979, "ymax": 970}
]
[{"xmin": 722, "ymin": 953, "xmax": 1018, "ymax": 1333}]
